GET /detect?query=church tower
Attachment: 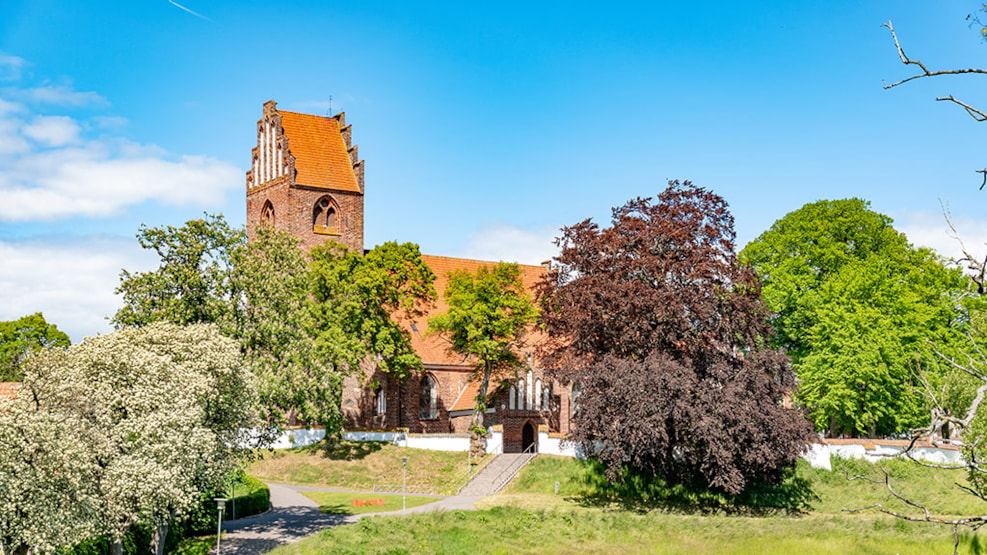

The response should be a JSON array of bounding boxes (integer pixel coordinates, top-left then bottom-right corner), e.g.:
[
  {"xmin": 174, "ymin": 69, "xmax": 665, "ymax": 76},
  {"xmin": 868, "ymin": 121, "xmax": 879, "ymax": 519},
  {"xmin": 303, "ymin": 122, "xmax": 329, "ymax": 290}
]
[{"xmin": 245, "ymin": 100, "xmax": 365, "ymax": 252}]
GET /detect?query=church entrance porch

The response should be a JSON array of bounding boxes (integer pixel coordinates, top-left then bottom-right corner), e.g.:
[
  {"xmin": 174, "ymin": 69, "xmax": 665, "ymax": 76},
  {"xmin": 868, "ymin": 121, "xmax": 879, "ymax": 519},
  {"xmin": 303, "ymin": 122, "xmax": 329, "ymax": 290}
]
[
  {"xmin": 521, "ymin": 421, "xmax": 537, "ymax": 453},
  {"xmin": 503, "ymin": 416, "xmax": 541, "ymax": 453}
]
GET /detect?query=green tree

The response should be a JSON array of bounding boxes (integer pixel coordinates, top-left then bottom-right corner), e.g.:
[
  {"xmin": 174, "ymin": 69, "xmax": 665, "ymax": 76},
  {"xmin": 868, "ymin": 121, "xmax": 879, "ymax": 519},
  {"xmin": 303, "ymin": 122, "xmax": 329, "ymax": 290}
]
[
  {"xmin": 229, "ymin": 226, "xmax": 316, "ymax": 431},
  {"xmin": 429, "ymin": 263, "xmax": 539, "ymax": 457},
  {"xmin": 308, "ymin": 241, "xmax": 436, "ymax": 435},
  {"xmin": 114, "ymin": 216, "xmax": 319, "ymax": 436},
  {"xmin": 113, "ymin": 214, "xmax": 244, "ymax": 330},
  {"xmin": 0, "ymin": 313, "xmax": 70, "ymax": 381},
  {"xmin": 741, "ymin": 198, "xmax": 970, "ymax": 437},
  {"xmin": 115, "ymin": 217, "xmax": 437, "ymax": 441}
]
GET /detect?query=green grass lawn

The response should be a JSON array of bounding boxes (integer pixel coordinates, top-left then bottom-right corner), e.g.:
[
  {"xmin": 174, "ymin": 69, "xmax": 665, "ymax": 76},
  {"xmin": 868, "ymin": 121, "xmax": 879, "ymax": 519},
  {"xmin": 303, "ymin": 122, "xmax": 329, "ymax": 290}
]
[
  {"xmin": 300, "ymin": 491, "xmax": 443, "ymax": 515},
  {"xmin": 268, "ymin": 505, "xmax": 979, "ymax": 554},
  {"xmin": 497, "ymin": 454, "xmax": 983, "ymax": 517},
  {"xmin": 248, "ymin": 440, "xmax": 491, "ymax": 496},
  {"xmin": 267, "ymin": 452, "xmax": 987, "ymax": 554}
]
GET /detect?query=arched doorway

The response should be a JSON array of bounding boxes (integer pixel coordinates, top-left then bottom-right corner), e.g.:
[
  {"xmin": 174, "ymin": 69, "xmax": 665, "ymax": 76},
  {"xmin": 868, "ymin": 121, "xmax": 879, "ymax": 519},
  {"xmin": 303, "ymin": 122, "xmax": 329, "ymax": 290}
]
[{"xmin": 521, "ymin": 421, "xmax": 537, "ymax": 453}]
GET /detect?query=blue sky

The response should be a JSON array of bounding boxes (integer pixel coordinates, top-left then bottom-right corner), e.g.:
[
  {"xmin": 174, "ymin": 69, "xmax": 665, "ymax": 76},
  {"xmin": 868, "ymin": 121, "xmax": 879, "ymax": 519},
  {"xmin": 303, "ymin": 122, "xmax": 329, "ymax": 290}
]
[{"xmin": 3, "ymin": 1, "xmax": 987, "ymax": 341}]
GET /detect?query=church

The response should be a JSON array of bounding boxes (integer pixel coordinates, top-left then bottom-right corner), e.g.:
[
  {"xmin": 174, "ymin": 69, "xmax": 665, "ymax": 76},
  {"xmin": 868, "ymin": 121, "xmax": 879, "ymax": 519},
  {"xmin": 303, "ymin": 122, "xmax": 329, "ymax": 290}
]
[{"xmin": 244, "ymin": 101, "xmax": 574, "ymax": 453}]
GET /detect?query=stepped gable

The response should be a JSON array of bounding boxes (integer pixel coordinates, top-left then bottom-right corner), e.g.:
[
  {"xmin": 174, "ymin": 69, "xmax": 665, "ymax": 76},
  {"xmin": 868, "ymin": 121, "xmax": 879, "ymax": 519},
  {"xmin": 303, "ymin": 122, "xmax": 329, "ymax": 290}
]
[
  {"xmin": 246, "ymin": 100, "xmax": 364, "ymax": 194},
  {"xmin": 402, "ymin": 254, "xmax": 547, "ymax": 368},
  {"xmin": 245, "ymin": 100, "xmax": 365, "ymax": 253}
]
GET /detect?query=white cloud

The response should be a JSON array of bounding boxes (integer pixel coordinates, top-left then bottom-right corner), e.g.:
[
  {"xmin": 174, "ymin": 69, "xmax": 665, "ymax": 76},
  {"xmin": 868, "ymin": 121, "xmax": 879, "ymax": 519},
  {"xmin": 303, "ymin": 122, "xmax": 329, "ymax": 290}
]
[
  {"xmin": 458, "ymin": 224, "xmax": 561, "ymax": 265},
  {"xmin": 0, "ymin": 118, "xmax": 29, "ymax": 154},
  {"xmin": 22, "ymin": 115, "xmax": 80, "ymax": 146},
  {"xmin": 0, "ymin": 98, "xmax": 22, "ymax": 116},
  {"xmin": 90, "ymin": 115, "xmax": 128, "ymax": 131},
  {"xmin": 0, "ymin": 237, "xmax": 158, "ymax": 343},
  {"xmin": 12, "ymin": 85, "xmax": 108, "ymax": 108},
  {"xmin": 897, "ymin": 211, "xmax": 987, "ymax": 264},
  {"xmin": 0, "ymin": 102, "xmax": 241, "ymax": 222}
]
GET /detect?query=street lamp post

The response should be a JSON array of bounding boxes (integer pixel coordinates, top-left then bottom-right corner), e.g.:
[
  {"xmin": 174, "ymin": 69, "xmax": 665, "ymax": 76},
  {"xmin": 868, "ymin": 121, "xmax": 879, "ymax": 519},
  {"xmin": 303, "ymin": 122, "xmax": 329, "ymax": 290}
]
[
  {"xmin": 402, "ymin": 456, "xmax": 408, "ymax": 513},
  {"xmin": 213, "ymin": 497, "xmax": 227, "ymax": 554}
]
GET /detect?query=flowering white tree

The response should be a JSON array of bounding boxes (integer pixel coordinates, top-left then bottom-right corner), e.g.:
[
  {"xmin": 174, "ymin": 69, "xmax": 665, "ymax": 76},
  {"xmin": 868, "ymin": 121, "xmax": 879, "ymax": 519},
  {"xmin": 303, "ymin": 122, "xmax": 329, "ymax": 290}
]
[
  {"xmin": 0, "ymin": 323, "xmax": 257, "ymax": 555},
  {"xmin": 0, "ymin": 400, "xmax": 100, "ymax": 555}
]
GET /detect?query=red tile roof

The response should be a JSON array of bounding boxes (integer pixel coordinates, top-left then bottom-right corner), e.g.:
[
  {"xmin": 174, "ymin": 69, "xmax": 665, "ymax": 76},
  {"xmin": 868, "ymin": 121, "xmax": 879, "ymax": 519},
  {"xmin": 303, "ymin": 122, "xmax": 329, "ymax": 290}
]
[
  {"xmin": 450, "ymin": 380, "xmax": 482, "ymax": 412},
  {"xmin": 403, "ymin": 255, "xmax": 547, "ymax": 368},
  {"xmin": 279, "ymin": 110, "xmax": 361, "ymax": 193}
]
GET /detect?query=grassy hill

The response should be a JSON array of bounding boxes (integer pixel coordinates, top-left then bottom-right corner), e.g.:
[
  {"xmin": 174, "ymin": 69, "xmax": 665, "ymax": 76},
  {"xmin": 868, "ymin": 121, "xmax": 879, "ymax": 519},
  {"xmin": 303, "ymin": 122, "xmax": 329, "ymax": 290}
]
[
  {"xmin": 248, "ymin": 440, "xmax": 492, "ymax": 496},
  {"xmin": 492, "ymin": 454, "xmax": 984, "ymax": 517}
]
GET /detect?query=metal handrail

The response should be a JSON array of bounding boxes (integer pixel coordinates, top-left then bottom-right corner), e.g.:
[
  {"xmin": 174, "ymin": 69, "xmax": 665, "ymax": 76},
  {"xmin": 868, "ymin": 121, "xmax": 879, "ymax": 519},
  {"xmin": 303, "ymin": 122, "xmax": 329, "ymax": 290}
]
[{"xmin": 488, "ymin": 443, "xmax": 537, "ymax": 493}]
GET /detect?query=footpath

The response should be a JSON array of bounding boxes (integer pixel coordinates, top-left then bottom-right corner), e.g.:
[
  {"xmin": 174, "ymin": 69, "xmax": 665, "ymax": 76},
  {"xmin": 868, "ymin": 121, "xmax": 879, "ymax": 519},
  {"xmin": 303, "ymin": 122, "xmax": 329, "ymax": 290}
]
[{"xmin": 219, "ymin": 453, "xmax": 533, "ymax": 554}]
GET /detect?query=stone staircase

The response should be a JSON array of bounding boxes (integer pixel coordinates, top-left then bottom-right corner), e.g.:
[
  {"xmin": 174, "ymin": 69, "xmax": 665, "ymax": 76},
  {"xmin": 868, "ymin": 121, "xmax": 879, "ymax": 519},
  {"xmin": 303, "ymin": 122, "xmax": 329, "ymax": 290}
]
[{"xmin": 458, "ymin": 452, "xmax": 536, "ymax": 496}]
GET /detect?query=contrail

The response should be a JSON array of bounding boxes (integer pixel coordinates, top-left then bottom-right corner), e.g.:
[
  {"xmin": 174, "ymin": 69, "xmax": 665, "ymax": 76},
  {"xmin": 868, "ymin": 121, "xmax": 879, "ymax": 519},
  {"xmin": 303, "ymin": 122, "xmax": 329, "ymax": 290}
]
[{"xmin": 168, "ymin": 0, "xmax": 212, "ymax": 21}]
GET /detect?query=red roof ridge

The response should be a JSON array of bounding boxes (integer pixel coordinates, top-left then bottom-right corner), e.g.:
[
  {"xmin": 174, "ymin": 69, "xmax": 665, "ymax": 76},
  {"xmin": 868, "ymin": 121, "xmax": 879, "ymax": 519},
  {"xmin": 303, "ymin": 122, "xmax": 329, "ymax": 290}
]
[{"xmin": 420, "ymin": 253, "xmax": 546, "ymax": 271}]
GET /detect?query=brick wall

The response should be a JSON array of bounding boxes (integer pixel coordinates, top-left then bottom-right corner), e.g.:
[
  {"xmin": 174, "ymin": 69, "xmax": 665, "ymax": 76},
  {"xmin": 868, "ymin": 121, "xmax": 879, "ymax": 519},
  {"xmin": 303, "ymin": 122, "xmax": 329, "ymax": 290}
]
[
  {"xmin": 342, "ymin": 362, "xmax": 575, "ymax": 446},
  {"xmin": 247, "ymin": 184, "xmax": 364, "ymax": 253}
]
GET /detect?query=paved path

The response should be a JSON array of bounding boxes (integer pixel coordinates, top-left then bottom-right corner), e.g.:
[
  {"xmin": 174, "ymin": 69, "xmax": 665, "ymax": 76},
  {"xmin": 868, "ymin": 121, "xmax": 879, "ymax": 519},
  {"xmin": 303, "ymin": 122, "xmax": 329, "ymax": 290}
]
[
  {"xmin": 219, "ymin": 483, "xmax": 355, "ymax": 555},
  {"xmin": 219, "ymin": 483, "xmax": 483, "ymax": 554},
  {"xmin": 458, "ymin": 453, "xmax": 534, "ymax": 496},
  {"xmin": 219, "ymin": 454, "xmax": 535, "ymax": 554}
]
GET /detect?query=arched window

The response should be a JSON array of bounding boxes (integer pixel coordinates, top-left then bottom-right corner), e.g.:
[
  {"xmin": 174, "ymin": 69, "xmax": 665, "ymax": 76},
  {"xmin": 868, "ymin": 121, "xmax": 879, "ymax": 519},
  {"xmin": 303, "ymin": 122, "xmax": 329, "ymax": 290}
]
[
  {"xmin": 509, "ymin": 385, "xmax": 516, "ymax": 410},
  {"xmin": 261, "ymin": 200, "xmax": 275, "ymax": 226},
  {"xmin": 313, "ymin": 196, "xmax": 339, "ymax": 234},
  {"xmin": 375, "ymin": 387, "xmax": 387, "ymax": 416},
  {"xmin": 542, "ymin": 383, "xmax": 551, "ymax": 411},
  {"xmin": 420, "ymin": 374, "xmax": 437, "ymax": 419},
  {"xmin": 518, "ymin": 379, "xmax": 525, "ymax": 411},
  {"xmin": 526, "ymin": 370, "xmax": 534, "ymax": 410},
  {"xmin": 535, "ymin": 379, "xmax": 542, "ymax": 410}
]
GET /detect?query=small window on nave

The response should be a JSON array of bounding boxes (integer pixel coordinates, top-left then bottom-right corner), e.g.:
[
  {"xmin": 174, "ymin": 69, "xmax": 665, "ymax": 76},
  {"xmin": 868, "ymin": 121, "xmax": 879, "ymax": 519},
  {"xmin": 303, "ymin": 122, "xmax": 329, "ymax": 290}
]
[
  {"xmin": 375, "ymin": 387, "xmax": 387, "ymax": 416},
  {"xmin": 420, "ymin": 374, "xmax": 437, "ymax": 420}
]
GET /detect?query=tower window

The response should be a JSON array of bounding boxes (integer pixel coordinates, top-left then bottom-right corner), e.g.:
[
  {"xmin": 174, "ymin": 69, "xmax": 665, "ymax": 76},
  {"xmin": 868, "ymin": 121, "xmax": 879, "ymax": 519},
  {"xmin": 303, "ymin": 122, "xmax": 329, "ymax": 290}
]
[
  {"xmin": 261, "ymin": 200, "xmax": 275, "ymax": 226},
  {"xmin": 313, "ymin": 196, "xmax": 339, "ymax": 235}
]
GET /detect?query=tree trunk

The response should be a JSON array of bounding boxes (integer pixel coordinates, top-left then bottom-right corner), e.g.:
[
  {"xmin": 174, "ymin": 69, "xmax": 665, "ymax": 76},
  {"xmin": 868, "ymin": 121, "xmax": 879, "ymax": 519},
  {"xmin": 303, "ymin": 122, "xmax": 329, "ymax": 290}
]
[
  {"xmin": 110, "ymin": 540, "xmax": 123, "ymax": 555},
  {"xmin": 150, "ymin": 508, "xmax": 175, "ymax": 555},
  {"xmin": 470, "ymin": 362, "xmax": 493, "ymax": 458}
]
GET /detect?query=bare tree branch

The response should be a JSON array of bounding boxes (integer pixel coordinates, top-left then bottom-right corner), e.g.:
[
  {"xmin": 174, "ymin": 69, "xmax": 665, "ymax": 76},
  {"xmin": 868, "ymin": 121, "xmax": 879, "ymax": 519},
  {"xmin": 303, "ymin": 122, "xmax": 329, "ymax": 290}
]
[
  {"xmin": 883, "ymin": 21, "xmax": 987, "ymax": 88},
  {"xmin": 845, "ymin": 469, "xmax": 987, "ymax": 555},
  {"xmin": 944, "ymin": 208, "xmax": 987, "ymax": 292},
  {"xmin": 937, "ymin": 95, "xmax": 987, "ymax": 121},
  {"xmin": 883, "ymin": 20, "xmax": 987, "ymax": 190}
]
